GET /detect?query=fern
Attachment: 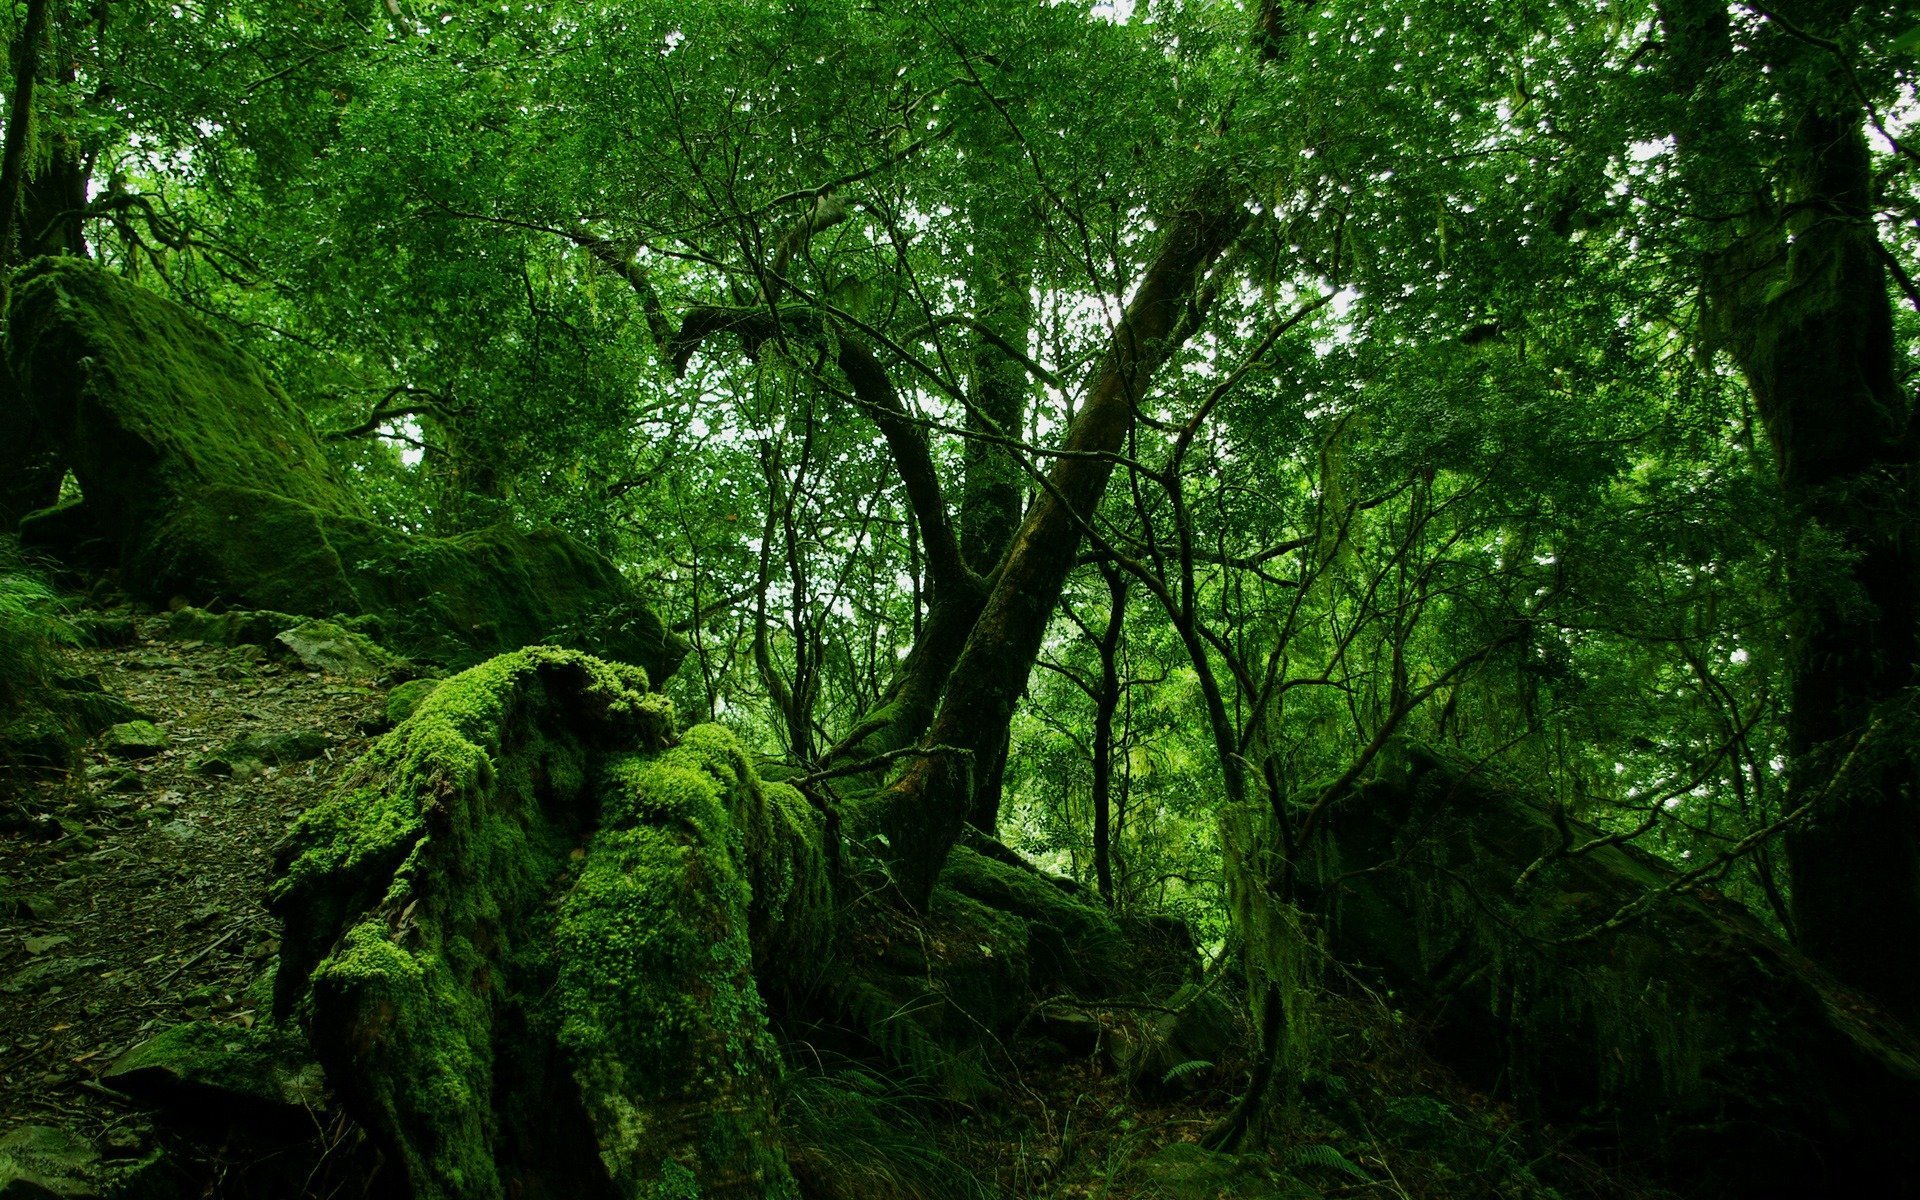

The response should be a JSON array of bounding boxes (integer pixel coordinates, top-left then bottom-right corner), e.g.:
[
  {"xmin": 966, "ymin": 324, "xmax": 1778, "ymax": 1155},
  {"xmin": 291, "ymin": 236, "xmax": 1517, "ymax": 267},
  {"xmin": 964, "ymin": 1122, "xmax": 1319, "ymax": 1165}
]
[
  {"xmin": 1286, "ymin": 1143, "xmax": 1371, "ymax": 1182},
  {"xmin": 1160, "ymin": 1058, "xmax": 1215, "ymax": 1086},
  {"xmin": 0, "ymin": 558, "xmax": 78, "ymax": 715}
]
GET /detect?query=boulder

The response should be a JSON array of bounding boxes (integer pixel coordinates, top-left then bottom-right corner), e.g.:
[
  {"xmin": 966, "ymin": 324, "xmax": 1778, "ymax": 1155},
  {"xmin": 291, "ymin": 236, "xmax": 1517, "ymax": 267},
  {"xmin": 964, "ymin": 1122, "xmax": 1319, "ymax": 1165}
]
[
  {"xmin": 273, "ymin": 619, "xmax": 409, "ymax": 684},
  {"xmin": 0, "ymin": 1126, "xmax": 99, "ymax": 1199},
  {"xmin": 103, "ymin": 1021, "xmax": 325, "ymax": 1119},
  {"xmin": 3, "ymin": 259, "xmax": 682, "ymax": 681},
  {"xmin": 383, "ymin": 678, "xmax": 441, "ymax": 727},
  {"xmin": 1307, "ymin": 742, "xmax": 1920, "ymax": 1198}
]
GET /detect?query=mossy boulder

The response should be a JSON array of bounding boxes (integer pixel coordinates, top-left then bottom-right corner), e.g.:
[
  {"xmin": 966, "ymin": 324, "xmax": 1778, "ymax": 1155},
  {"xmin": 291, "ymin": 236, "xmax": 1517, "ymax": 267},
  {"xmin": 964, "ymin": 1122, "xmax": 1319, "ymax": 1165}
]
[
  {"xmin": 384, "ymin": 678, "xmax": 442, "ymax": 727},
  {"xmin": 102, "ymin": 1021, "xmax": 325, "ymax": 1118},
  {"xmin": 271, "ymin": 648, "xmax": 824, "ymax": 1200},
  {"xmin": 4, "ymin": 259, "xmax": 683, "ymax": 681},
  {"xmin": 100, "ymin": 720, "xmax": 167, "ymax": 759},
  {"xmin": 0, "ymin": 1125, "xmax": 100, "ymax": 1199},
  {"xmin": 1309, "ymin": 742, "xmax": 1920, "ymax": 1197}
]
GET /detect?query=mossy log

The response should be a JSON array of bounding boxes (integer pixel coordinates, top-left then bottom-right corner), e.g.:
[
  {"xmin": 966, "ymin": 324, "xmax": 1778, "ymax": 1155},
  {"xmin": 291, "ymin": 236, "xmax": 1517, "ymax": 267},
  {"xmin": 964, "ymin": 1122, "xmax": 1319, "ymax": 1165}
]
[
  {"xmin": 1309, "ymin": 743, "xmax": 1920, "ymax": 1198},
  {"xmin": 2, "ymin": 259, "xmax": 681, "ymax": 678},
  {"xmin": 272, "ymin": 649, "xmax": 1157, "ymax": 1198}
]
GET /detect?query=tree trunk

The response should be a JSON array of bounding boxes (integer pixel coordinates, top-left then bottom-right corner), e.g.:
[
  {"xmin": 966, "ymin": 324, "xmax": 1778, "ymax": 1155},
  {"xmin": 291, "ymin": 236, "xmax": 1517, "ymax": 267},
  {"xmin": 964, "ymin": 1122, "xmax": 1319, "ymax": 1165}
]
[
  {"xmin": 1091, "ymin": 564, "xmax": 1129, "ymax": 906},
  {"xmin": 857, "ymin": 178, "xmax": 1249, "ymax": 908},
  {"xmin": 1660, "ymin": 0, "xmax": 1920, "ymax": 1022}
]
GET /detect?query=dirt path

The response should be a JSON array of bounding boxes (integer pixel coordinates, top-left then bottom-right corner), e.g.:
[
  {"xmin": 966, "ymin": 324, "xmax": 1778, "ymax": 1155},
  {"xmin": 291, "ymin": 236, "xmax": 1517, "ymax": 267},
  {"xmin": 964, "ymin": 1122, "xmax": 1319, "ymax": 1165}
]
[{"xmin": 0, "ymin": 609, "xmax": 383, "ymax": 1152}]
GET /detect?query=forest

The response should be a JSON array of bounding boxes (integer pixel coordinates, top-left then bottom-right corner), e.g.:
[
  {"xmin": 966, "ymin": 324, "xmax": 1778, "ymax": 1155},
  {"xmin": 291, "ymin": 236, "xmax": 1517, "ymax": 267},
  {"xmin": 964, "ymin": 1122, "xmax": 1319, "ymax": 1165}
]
[{"xmin": 2, "ymin": 0, "xmax": 1919, "ymax": 1196}]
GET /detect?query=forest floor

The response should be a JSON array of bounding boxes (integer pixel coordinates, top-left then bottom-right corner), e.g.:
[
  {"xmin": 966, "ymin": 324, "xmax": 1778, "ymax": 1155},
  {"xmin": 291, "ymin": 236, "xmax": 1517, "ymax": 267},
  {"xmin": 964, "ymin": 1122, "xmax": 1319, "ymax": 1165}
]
[
  {"xmin": 0, "ymin": 601, "xmax": 1676, "ymax": 1200},
  {"xmin": 0, "ymin": 606, "xmax": 381, "ymax": 1183}
]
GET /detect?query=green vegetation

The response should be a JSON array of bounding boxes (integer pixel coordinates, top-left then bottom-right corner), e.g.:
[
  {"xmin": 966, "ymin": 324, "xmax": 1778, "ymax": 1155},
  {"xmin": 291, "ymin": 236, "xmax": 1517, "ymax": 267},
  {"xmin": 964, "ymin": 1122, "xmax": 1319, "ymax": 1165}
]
[{"xmin": 2, "ymin": 0, "xmax": 1918, "ymax": 1195}]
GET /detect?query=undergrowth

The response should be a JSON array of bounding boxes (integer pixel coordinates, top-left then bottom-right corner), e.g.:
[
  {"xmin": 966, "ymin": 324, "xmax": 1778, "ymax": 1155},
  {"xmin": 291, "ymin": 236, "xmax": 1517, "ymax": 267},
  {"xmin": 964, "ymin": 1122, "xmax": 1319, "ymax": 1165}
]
[
  {"xmin": 777, "ymin": 1063, "xmax": 1002, "ymax": 1200},
  {"xmin": 0, "ymin": 537, "xmax": 81, "ymax": 782}
]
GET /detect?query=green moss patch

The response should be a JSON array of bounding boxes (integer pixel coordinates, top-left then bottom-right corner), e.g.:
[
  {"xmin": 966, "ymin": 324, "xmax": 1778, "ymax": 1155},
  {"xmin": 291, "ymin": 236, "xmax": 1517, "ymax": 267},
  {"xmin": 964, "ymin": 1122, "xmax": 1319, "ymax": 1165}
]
[
  {"xmin": 6, "ymin": 260, "xmax": 684, "ymax": 681},
  {"xmin": 272, "ymin": 647, "xmax": 817, "ymax": 1199}
]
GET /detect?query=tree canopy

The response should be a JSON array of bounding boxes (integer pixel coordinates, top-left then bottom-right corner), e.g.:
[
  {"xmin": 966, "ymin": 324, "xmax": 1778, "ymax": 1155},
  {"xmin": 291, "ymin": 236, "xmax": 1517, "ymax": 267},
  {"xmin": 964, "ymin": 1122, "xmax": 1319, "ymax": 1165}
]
[{"xmin": 3, "ymin": 0, "xmax": 1919, "ymax": 1196}]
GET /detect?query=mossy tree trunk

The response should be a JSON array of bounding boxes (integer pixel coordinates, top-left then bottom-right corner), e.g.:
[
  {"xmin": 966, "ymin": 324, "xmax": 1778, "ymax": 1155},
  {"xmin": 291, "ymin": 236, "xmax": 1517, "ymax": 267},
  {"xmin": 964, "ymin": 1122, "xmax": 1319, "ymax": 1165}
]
[
  {"xmin": 272, "ymin": 649, "xmax": 829, "ymax": 1200},
  {"xmin": 1662, "ymin": 0, "xmax": 1920, "ymax": 1023}
]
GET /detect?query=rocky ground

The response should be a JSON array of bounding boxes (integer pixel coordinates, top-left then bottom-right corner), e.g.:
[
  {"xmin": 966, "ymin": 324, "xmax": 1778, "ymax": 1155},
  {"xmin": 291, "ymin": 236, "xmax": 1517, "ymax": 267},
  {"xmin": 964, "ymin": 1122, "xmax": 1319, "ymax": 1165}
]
[{"xmin": 0, "ymin": 605, "xmax": 392, "ymax": 1195}]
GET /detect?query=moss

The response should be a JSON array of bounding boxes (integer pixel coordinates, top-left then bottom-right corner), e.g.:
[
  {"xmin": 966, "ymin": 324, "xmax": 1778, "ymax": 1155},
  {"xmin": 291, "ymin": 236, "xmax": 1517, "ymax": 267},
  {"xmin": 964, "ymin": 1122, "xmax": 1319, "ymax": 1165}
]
[
  {"xmin": 7, "ymin": 257, "xmax": 355, "ymax": 536},
  {"xmin": 551, "ymin": 732, "xmax": 799, "ymax": 1198},
  {"xmin": 102, "ymin": 1019, "xmax": 325, "ymax": 1114},
  {"xmin": 387, "ymin": 678, "xmax": 443, "ymax": 726},
  {"xmin": 939, "ymin": 843, "xmax": 1130, "ymax": 995},
  {"xmin": 274, "ymin": 651, "xmax": 811, "ymax": 1199},
  {"xmin": 7, "ymin": 260, "xmax": 685, "ymax": 681}
]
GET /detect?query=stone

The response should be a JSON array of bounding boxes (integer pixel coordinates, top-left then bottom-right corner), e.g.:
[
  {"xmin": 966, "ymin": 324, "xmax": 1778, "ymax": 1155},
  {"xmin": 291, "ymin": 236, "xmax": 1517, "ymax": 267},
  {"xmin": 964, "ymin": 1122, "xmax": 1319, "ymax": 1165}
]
[
  {"xmin": 0, "ymin": 1125, "xmax": 100, "ymax": 1199},
  {"xmin": 99, "ymin": 722, "xmax": 166, "ymax": 759},
  {"xmin": 273, "ymin": 620, "xmax": 408, "ymax": 684},
  {"xmin": 164, "ymin": 607, "xmax": 299, "ymax": 648},
  {"xmin": 103, "ymin": 1021, "xmax": 325, "ymax": 1118},
  {"xmin": 382, "ymin": 678, "xmax": 441, "ymax": 727},
  {"xmin": 219, "ymin": 729, "xmax": 330, "ymax": 767},
  {"xmin": 5, "ymin": 260, "xmax": 683, "ymax": 681}
]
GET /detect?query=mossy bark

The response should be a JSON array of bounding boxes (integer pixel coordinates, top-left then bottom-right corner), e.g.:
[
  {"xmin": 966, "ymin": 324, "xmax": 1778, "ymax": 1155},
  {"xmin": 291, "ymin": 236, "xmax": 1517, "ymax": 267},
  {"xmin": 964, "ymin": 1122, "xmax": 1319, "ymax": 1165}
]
[
  {"xmin": 1307, "ymin": 743, "xmax": 1920, "ymax": 1198},
  {"xmin": 273, "ymin": 648, "xmax": 822, "ymax": 1199}
]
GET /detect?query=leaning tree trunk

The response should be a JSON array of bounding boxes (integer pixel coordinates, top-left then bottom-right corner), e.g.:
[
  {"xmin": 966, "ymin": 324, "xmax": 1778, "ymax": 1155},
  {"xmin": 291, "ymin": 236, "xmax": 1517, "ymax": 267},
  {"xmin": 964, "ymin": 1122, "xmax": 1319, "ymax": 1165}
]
[{"xmin": 854, "ymin": 180, "xmax": 1248, "ymax": 908}]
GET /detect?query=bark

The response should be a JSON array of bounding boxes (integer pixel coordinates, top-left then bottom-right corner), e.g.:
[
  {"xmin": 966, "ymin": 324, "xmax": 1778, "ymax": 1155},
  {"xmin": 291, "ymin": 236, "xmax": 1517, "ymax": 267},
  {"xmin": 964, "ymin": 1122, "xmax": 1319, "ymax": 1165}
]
[
  {"xmin": 1091, "ymin": 564, "xmax": 1129, "ymax": 906},
  {"xmin": 1661, "ymin": 0, "xmax": 1920, "ymax": 1022},
  {"xmin": 956, "ymin": 205, "xmax": 1037, "ymax": 831},
  {"xmin": 0, "ymin": 0, "xmax": 51, "ymax": 268}
]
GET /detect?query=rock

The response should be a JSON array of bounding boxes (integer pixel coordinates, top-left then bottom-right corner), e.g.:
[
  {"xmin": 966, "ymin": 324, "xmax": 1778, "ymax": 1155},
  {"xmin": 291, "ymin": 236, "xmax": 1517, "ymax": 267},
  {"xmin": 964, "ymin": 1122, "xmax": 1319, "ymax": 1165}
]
[
  {"xmin": 1309, "ymin": 742, "xmax": 1920, "ymax": 1197},
  {"xmin": 70, "ymin": 613, "xmax": 137, "ymax": 648},
  {"xmin": 99, "ymin": 722, "xmax": 166, "ymax": 759},
  {"xmin": 103, "ymin": 1021, "xmax": 325, "ymax": 1118},
  {"xmin": 219, "ymin": 729, "xmax": 330, "ymax": 767},
  {"xmin": 5, "ymin": 260, "xmax": 683, "ymax": 680},
  {"xmin": 382, "ymin": 678, "xmax": 440, "ymax": 727},
  {"xmin": 0, "ymin": 1125, "xmax": 100, "ymax": 1199},
  {"xmin": 273, "ymin": 620, "xmax": 408, "ymax": 684},
  {"xmin": 164, "ymin": 607, "xmax": 299, "ymax": 648},
  {"xmin": 3, "ymin": 957, "xmax": 106, "ymax": 994}
]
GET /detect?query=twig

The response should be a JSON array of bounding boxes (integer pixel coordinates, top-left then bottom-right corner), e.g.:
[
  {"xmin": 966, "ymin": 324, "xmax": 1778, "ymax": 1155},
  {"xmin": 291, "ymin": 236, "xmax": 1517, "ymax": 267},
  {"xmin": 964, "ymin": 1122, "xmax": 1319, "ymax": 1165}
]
[{"xmin": 155, "ymin": 926, "xmax": 242, "ymax": 986}]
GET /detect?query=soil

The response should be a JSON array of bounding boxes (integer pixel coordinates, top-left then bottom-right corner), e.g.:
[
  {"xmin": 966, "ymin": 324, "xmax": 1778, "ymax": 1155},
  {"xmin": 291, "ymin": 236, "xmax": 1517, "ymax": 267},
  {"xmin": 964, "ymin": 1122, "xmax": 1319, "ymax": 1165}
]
[{"xmin": 0, "ymin": 606, "xmax": 383, "ymax": 1169}]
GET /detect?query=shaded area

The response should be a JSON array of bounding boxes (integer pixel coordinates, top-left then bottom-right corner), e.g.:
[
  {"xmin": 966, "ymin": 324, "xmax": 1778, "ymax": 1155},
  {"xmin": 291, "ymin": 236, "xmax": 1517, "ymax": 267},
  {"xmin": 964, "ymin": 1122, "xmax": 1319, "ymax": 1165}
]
[
  {"xmin": 1, "ymin": 259, "xmax": 682, "ymax": 680},
  {"xmin": 1308, "ymin": 743, "xmax": 1920, "ymax": 1197}
]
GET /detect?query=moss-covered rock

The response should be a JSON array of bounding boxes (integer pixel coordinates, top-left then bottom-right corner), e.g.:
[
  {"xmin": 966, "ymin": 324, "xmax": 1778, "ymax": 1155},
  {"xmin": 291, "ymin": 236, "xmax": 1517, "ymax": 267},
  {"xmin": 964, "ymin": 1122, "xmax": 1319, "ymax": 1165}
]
[
  {"xmin": 100, "ymin": 720, "xmax": 167, "ymax": 758},
  {"xmin": 4, "ymin": 260, "xmax": 683, "ymax": 681},
  {"xmin": 384, "ymin": 678, "xmax": 442, "ymax": 727},
  {"xmin": 1121, "ymin": 1143, "xmax": 1319, "ymax": 1200},
  {"xmin": 0, "ymin": 1125, "xmax": 100, "ymax": 1199},
  {"xmin": 102, "ymin": 1020, "xmax": 325, "ymax": 1117},
  {"xmin": 273, "ymin": 619, "xmax": 410, "ymax": 684},
  {"xmin": 1310, "ymin": 742, "xmax": 1920, "ymax": 1197},
  {"xmin": 272, "ymin": 648, "xmax": 821, "ymax": 1200}
]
